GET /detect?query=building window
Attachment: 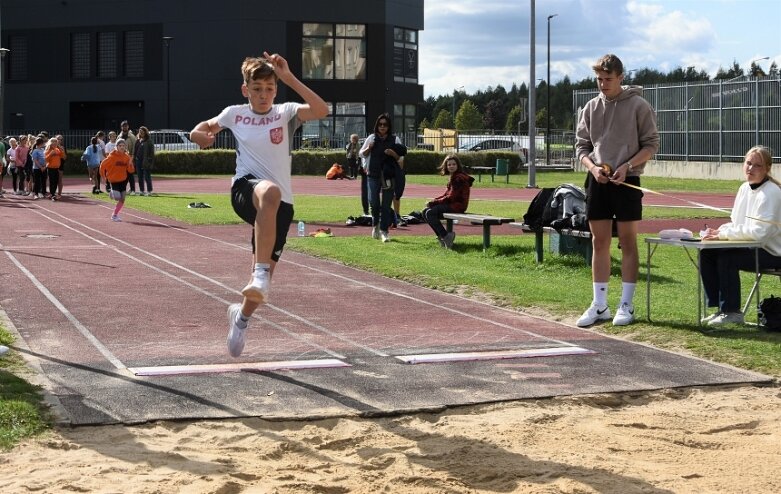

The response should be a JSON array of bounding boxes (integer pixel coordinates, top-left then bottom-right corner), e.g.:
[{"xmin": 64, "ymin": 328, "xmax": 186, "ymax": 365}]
[
  {"xmin": 97, "ymin": 32, "xmax": 118, "ymax": 79},
  {"xmin": 393, "ymin": 27, "xmax": 418, "ymax": 83},
  {"xmin": 300, "ymin": 102, "xmax": 366, "ymax": 145},
  {"xmin": 302, "ymin": 23, "xmax": 366, "ymax": 80},
  {"xmin": 124, "ymin": 30, "xmax": 144, "ymax": 78},
  {"xmin": 7, "ymin": 35, "xmax": 28, "ymax": 81},
  {"xmin": 394, "ymin": 103, "xmax": 417, "ymax": 144},
  {"xmin": 71, "ymin": 33, "xmax": 91, "ymax": 79}
]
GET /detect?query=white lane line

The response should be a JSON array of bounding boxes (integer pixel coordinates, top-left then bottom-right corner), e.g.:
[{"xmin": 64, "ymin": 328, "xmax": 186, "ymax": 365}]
[
  {"xmin": 0, "ymin": 239, "xmax": 127, "ymax": 371},
  {"xmin": 129, "ymin": 358, "xmax": 350, "ymax": 376},
  {"xmin": 395, "ymin": 346, "xmax": 595, "ymax": 364}
]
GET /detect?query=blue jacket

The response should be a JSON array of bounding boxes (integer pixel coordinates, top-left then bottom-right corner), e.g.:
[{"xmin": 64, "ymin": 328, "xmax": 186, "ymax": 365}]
[{"xmin": 82, "ymin": 145, "xmax": 104, "ymax": 168}]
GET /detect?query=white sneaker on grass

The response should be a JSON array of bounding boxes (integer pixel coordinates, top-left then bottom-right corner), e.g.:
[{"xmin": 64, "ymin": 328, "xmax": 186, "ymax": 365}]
[
  {"xmin": 707, "ymin": 312, "xmax": 744, "ymax": 327},
  {"xmin": 241, "ymin": 269, "xmax": 270, "ymax": 304},
  {"xmin": 381, "ymin": 231, "xmax": 390, "ymax": 243},
  {"xmin": 612, "ymin": 302, "xmax": 635, "ymax": 326},
  {"xmin": 576, "ymin": 303, "xmax": 611, "ymax": 327},
  {"xmin": 0, "ymin": 345, "xmax": 9, "ymax": 357},
  {"xmin": 701, "ymin": 312, "xmax": 720, "ymax": 324},
  {"xmin": 372, "ymin": 225, "xmax": 380, "ymax": 240},
  {"xmin": 227, "ymin": 303, "xmax": 247, "ymax": 357}
]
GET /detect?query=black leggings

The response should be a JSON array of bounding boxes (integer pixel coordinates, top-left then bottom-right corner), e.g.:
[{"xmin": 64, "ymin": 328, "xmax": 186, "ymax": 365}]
[
  {"xmin": 11, "ymin": 167, "xmax": 20, "ymax": 191},
  {"xmin": 47, "ymin": 168, "xmax": 59, "ymax": 196}
]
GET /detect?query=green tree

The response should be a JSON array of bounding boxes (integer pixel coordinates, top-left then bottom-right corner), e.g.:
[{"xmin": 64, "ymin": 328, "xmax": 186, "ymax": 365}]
[
  {"xmin": 505, "ymin": 105, "xmax": 525, "ymax": 133},
  {"xmin": 418, "ymin": 117, "xmax": 431, "ymax": 130},
  {"xmin": 432, "ymin": 109, "xmax": 454, "ymax": 129},
  {"xmin": 455, "ymin": 100, "xmax": 483, "ymax": 130}
]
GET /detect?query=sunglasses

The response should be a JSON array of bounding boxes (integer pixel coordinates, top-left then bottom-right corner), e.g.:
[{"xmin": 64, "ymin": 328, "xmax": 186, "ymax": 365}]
[{"xmin": 378, "ymin": 122, "xmax": 389, "ymax": 127}]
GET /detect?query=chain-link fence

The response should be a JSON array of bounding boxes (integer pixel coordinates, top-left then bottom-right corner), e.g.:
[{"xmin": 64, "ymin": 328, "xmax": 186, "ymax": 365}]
[{"xmin": 574, "ymin": 77, "xmax": 781, "ymax": 162}]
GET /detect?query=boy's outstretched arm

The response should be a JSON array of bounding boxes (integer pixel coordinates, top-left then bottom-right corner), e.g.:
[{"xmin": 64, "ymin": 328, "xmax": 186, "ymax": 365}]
[
  {"xmin": 190, "ymin": 119, "xmax": 223, "ymax": 149},
  {"xmin": 263, "ymin": 51, "xmax": 328, "ymax": 122}
]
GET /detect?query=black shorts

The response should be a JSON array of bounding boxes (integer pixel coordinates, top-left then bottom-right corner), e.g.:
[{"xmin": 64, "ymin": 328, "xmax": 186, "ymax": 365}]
[
  {"xmin": 231, "ymin": 175, "xmax": 294, "ymax": 261},
  {"xmin": 1, "ymin": 163, "xmax": 6, "ymax": 177},
  {"xmin": 586, "ymin": 174, "xmax": 643, "ymax": 221}
]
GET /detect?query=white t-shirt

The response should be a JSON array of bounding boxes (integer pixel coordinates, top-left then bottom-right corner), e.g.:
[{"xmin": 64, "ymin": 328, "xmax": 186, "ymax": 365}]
[{"xmin": 216, "ymin": 102, "xmax": 302, "ymax": 204}]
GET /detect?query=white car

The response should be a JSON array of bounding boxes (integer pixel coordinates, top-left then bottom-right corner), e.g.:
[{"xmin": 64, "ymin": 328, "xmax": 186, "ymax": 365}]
[{"xmin": 149, "ymin": 129, "xmax": 198, "ymax": 151}]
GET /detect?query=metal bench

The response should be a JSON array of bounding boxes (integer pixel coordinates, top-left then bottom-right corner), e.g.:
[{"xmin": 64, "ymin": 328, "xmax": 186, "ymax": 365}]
[
  {"xmin": 509, "ymin": 222, "xmax": 592, "ymax": 263},
  {"xmin": 442, "ymin": 213, "xmax": 515, "ymax": 251}
]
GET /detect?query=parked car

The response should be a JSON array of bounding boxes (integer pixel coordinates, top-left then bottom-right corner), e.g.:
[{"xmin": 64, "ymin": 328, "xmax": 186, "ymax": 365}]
[
  {"xmin": 458, "ymin": 138, "xmax": 519, "ymax": 153},
  {"xmin": 149, "ymin": 129, "xmax": 199, "ymax": 151}
]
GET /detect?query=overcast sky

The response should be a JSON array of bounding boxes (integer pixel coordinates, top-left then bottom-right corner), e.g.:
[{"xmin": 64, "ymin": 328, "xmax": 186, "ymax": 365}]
[{"xmin": 418, "ymin": 0, "xmax": 781, "ymax": 98}]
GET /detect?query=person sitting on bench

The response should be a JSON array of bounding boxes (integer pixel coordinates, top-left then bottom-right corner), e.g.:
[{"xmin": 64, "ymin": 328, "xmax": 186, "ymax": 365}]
[{"xmin": 422, "ymin": 154, "xmax": 474, "ymax": 249}]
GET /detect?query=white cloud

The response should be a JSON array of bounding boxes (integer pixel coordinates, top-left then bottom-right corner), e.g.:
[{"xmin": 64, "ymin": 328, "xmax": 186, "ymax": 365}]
[{"xmin": 418, "ymin": 0, "xmax": 781, "ymax": 97}]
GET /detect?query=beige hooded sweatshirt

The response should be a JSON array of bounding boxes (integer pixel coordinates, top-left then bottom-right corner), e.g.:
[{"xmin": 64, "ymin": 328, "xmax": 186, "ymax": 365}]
[{"xmin": 575, "ymin": 85, "xmax": 659, "ymax": 176}]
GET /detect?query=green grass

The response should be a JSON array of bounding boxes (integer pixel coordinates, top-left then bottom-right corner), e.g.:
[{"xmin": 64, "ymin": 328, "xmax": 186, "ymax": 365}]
[{"xmin": 0, "ymin": 327, "xmax": 51, "ymax": 450}]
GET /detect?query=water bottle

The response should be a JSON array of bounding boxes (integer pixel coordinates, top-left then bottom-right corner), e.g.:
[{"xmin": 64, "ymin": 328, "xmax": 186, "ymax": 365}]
[{"xmin": 297, "ymin": 220, "xmax": 305, "ymax": 237}]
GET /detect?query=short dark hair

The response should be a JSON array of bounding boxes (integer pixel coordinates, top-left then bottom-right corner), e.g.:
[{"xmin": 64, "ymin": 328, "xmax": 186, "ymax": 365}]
[{"xmin": 242, "ymin": 57, "xmax": 277, "ymax": 84}]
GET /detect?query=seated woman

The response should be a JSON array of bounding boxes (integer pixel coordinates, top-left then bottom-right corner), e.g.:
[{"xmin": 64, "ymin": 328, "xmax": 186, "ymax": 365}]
[
  {"xmin": 422, "ymin": 154, "xmax": 474, "ymax": 249},
  {"xmin": 700, "ymin": 145, "xmax": 781, "ymax": 326}
]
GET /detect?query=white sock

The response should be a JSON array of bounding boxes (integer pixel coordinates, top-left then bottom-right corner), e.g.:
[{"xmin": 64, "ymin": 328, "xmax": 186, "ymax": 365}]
[
  {"xmin": 254, "ymin": 263, "xmax": 270, "ymax": 276},
  {"xmin": 593, "ymin": 282, "xmax": 609, "ymax": 307},
  {"xmin": 620, "ymin": 282, "xmax": 636, "ymax": 306}
]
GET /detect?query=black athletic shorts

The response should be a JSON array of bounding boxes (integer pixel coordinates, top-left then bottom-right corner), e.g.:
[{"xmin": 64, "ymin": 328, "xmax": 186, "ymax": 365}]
[
  {"xmin": 585, "ymin": 174, "xmax": 643, "ymax": 221},
  {"xmin": 231, "ymin": 174, "xmax": 294, "ymax": 261}
]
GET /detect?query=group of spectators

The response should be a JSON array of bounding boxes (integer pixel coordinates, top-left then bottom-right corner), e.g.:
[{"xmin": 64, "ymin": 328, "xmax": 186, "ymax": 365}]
[
  {"xmin": 0, "ymin": 120, "xmax": 156, "ymax": 201},
  {"xmin": 0, "ymin": 132, "xmax": 66, "ymax": 201}
]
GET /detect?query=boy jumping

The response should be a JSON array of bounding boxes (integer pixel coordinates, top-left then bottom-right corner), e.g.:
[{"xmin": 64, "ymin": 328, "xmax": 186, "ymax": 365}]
[{"xmin": 190, "ymin": 52, "xmax": 328, "ymax": 357}]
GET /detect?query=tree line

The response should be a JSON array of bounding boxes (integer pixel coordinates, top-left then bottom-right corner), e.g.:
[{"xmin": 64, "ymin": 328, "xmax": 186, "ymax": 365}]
[{"xmin": 418, "ymin": 60, "xmax": 780, "ymax": 134}]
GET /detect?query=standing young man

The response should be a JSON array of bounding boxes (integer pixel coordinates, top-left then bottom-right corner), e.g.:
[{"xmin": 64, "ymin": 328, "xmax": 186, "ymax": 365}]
[
  {"xmin": 118, "ymin": 121, "xmax": 137, "ymax": 194},
  {"xmin": 190, "ymin": 52, "xmax": 328, "ymax": 357},
  {"xmin": 575, "ymin": 54, "xmax": 659, "ymax": 327}
]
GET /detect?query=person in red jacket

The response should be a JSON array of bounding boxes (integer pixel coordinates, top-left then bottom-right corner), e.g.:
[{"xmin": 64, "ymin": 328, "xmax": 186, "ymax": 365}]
[
  {"xmin": 99, "ymin": 139, "xmax": 135, "ymax": 221},
  {"xmin": 422, "ymin": 154, "xmax": 474, "ymax": 249}
]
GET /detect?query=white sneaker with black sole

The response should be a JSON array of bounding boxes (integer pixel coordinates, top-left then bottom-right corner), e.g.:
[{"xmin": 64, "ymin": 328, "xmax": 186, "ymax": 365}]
[
  {"xmin": 576, "ymin": 303, "xmax": 611, "ymax": 327},
  {"xmin": 227, "ymin": 303, "xmax": 248, "ymax": 357},
  {"xmin": 612, "ymin": 302, "xmax": 635, "ymax": 326}
]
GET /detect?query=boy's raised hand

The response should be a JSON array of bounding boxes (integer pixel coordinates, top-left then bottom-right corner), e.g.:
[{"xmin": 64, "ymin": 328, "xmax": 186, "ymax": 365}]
[{"xmin": 263, "ymin": 51, "xmax": 292, "ymax": 82}]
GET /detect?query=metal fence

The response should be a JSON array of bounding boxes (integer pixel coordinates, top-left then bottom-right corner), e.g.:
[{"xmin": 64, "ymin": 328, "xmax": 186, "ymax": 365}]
[{"xmin": 573, "ymin": 77, "xmax": 781, "ymax": 162}]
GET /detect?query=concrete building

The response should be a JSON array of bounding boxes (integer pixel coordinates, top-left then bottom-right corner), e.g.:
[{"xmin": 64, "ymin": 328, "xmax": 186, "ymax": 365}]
[{"xmin": 0, "ymin": 0, "xmax": 424, "ymax": 145}]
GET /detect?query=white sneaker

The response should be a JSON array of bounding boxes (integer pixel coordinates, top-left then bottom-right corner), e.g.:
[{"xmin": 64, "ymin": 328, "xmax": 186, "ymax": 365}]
[
  {"xmin": 612, "ymin": 303, "xmax": 635, "ymax": 326},
  {"xmin": 0, "ymin": 345, "xmax": 9, "ymax": 357},
  {"xmin": 576, "ymin": 303, "xmax": 611, "ymax": 327},
  {"xmin": 227, "ymin": 303, "xmax": 247, "ymax": 357},
  {"xmin": 443, "ymin": 231, "xmax": 456, "ymax": 249},
  {"xmin": 111, "ymin": 214, "xmax": 121, "ymax": 222},
  {"xmin": 701, "ymin": 312, "xmax": 720, "ymax": 324},
  {"xmin": 707, "ymin": 312, "xmax": 744, "ymax": 327},
  {"xmin": 372, "ymin": 225, "xmax": 380, "ymax": 239},
  {"xmin": 241, "ymin": 269, "xmax": 270, "ymax": 304},
  {"xmin": 381, "ymin": 231, "xmax": 390, "ymax": 243}
]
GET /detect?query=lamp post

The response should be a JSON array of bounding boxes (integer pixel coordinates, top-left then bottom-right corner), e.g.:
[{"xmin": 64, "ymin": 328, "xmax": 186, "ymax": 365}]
[
  {"xmin": 750, "ymin": 56, "xmax": 769, "ymax": 77},
  {"xmin": 0, "ymin": 48, "xmax": 9, "ymax": 137},
  {"xmin": 451, "ymin": 85, "xmax": 464, "ymax": 128},
  {"xmin": 162, "ymin": 36, "xmax": 174, "ymax": 129},
  {"xmin": 546, "ymin": 14, "xmax": 557, "ymax": 168}
]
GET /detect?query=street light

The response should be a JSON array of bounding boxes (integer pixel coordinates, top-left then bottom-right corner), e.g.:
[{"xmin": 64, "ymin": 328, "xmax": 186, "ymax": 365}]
[
  {"xmin": 0, "ymin": 48, "xmax": 9, "ymax": 137},
  {"xmin": 451, "ymin": 85, "xmax": 464, "ymax": 128},
  {"xmin": 546, "ymin": 14, "xmax": 557, "ymax": 168},
  {"xmin": 750, "ymin": 56, "xmax": 770, "ymax": 77},
  {"xmin": 162, "ymin": 36, "xmax": 174, "ymax": 129}
]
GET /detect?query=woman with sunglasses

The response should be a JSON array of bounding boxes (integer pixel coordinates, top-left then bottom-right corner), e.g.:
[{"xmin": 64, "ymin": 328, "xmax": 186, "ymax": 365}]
[{"xmin": 359, "ymin": 113, "xmax": 407, "ymax": 242}]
